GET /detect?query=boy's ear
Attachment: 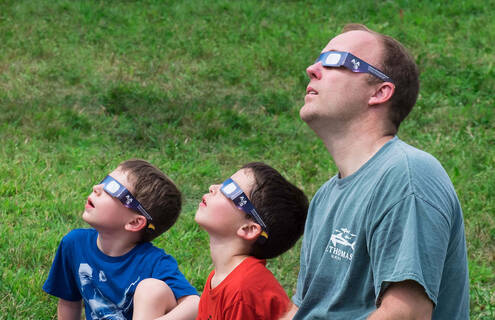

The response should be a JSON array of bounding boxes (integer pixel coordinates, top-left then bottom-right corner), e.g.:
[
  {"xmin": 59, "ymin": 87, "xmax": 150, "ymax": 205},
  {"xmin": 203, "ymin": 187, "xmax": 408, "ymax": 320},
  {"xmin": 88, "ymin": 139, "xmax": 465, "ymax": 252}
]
[
  {"xmin": 125, "ymin": 215, "xmax": 147, "ymax": 232},
  {"xmin": 237, "ymin": 222, "xmax": 262, "ymax": 241}
]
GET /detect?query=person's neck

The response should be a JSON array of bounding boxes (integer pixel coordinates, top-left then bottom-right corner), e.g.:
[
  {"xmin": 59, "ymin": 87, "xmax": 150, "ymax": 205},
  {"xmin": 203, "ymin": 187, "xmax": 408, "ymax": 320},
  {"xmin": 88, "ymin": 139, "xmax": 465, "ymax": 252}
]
[
  {"xmin": 317, "ymin": 120, "xmax": 394, "ymax": 178},
  {"xmin": 208, "ymin": 236, "xmax": 250, "ymax": 289},
  {"xmin": 96, "ymin": 231, "xmax": 139, "ymax": 257}
]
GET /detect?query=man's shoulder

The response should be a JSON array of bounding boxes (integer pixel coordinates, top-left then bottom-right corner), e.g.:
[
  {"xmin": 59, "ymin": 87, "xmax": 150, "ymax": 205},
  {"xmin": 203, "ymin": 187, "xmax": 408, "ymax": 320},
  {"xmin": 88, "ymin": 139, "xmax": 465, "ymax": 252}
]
[
  {"xmin": 390, "ymin": 139, "xmax": 453, "ymax": 187},
  {"xmin": 378, "ymin": 139, "xmax": 460, "ymax": 215},
  {"xmin": 312, "ymin": 176, "xmax": 338, "ymax": 198},
  {"xmin": 377, "ymin": 139, "xmax": 448, "ymax": 186},
  {"xmin": 391, "ymin": 138, "xmax": 443, "ymax": 166}
]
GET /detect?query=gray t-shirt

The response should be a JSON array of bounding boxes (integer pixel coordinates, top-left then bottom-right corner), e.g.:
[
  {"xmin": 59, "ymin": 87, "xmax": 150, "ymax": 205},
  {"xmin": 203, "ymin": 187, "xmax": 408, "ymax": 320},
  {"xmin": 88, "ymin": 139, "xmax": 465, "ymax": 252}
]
[{"xmin": 293, "ymin": 137, "xmax": 469, "ymax": 319}]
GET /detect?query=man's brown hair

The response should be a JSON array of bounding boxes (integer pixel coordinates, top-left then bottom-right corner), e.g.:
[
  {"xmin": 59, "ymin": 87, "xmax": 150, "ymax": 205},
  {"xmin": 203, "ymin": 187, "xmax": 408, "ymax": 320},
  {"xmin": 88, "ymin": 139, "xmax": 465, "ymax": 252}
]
[
  {"xmin": 343, "ymin": 23, "xmax": 420, "ymax": 132},
  {"xmin": 119, "ymin": 159, "xmax": 182, "ymax": 242}
]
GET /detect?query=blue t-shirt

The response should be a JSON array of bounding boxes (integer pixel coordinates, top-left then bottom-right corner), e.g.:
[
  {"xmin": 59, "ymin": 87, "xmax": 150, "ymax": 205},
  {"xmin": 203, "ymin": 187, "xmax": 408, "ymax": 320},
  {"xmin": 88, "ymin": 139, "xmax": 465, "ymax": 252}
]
[
  {"xmin": 293, "ymin": 137, "xmax": 469, "ymax": 319},
  {"xmin": 43, "ymin": 228, "xmax": 198, "ymax": 320}
]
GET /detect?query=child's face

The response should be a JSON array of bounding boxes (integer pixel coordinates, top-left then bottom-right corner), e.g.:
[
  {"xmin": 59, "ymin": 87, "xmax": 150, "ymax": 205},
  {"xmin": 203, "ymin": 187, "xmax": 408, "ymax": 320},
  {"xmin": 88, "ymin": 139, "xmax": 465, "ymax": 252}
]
[
  {"xmin": 195, "ymin": 168, "xmax": 255, "ymax": 238},
  {"xmin": 82, "ymin": 167, "xmax": 140, "ymax": 232}
]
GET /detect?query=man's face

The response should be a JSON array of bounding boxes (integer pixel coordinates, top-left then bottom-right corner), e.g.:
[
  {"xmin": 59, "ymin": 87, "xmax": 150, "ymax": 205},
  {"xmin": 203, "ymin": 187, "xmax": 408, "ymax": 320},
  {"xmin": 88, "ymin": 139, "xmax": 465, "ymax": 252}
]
[{"xmin": 300, "ymin": 30, "xmax": 383, "ymax": 130}]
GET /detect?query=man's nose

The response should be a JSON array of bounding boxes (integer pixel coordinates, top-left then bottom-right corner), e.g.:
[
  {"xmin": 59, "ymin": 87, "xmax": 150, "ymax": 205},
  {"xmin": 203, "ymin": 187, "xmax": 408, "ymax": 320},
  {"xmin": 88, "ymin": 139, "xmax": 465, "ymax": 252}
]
[{"xmin": 306, "ymin": 62, "xmax": 322, "ymax": 80}]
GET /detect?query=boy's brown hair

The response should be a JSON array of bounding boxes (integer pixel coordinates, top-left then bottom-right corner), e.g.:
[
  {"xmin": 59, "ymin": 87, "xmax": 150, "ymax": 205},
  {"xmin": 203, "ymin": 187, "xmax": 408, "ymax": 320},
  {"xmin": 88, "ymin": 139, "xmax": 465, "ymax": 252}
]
[
  {"xmin": 118, "ymin": 159, "xmax": 182, "ymax": 242},
  {"xmin": 242, "ymin": 162, "xmax": 309, "ymax": 259}
]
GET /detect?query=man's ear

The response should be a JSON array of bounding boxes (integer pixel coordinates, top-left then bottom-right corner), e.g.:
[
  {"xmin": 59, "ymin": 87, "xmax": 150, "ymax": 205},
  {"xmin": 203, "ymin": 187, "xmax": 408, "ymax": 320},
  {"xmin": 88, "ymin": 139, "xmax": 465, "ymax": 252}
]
[
  {"xmin": 369, "ymin": 82, "xmax": 395, "ymax": 106},
  {"xmin": 237, "ymin": 222, "xmax": 262, "ymax": 241},
  {"xmin": 125, "ymin": 215, "xmax": 148, "ymax": 232}
]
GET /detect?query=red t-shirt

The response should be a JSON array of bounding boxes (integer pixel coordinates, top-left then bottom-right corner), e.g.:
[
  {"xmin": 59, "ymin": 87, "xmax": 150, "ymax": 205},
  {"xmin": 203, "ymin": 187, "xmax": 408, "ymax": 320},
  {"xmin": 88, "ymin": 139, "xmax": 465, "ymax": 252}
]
[{"xmin": 196, "ymin": 256, "xmax": 290, "ymax": 320}]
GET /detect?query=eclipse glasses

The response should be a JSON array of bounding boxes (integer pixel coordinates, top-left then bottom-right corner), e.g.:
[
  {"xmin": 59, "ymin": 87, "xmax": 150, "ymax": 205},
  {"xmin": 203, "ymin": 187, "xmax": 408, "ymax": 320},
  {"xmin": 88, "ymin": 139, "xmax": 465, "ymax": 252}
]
[
  {"xmin": 100, "ymin": 175, "xmax": 155, "ymax": 230},
  {"xmin": 316, "ymin": 51, "xmax": 393, "ymax": 83},
  {"xmin": 220, "ymin": 178, "xmax": 268, "ymax": 242}
]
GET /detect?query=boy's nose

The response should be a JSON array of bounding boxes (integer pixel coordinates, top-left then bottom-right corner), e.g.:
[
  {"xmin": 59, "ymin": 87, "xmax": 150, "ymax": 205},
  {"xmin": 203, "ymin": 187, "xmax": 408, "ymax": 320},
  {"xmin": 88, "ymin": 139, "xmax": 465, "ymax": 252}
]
[
  {"xmin": 93, "ymin": 184, "xmax": 103, "ymax": 194},
  {"xmin": 209, "ymin": 184, "xmax": 220, "ymax": 193}
]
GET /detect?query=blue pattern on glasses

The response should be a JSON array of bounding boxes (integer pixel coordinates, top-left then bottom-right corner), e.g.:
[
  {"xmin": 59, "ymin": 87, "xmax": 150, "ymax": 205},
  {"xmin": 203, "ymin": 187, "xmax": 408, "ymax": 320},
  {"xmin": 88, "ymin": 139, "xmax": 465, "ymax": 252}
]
[
  {"xmin": 220, "ymin": 178, "xmax": 268, "ymax": 242},
  {"xmin": 316, "ymin": 51, "xmax": 393, "ymax": 83},
  {"xmin": 100, "ymin": 175, "xmax": 155, "ymax": 230}
]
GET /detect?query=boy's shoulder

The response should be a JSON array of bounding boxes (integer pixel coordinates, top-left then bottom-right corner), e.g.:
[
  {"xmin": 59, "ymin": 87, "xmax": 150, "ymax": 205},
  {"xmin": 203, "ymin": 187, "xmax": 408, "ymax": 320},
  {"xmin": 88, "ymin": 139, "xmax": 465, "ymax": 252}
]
[
  {"xmin": 55, "ymin": 228, "xmax": 97, "ymax": 260},
  {"xmin": 231, "ymin": 257, "xmax": 279, "ymax": 288},
  {"xmin": 59, "ymin": 229, "xmax": 182, "ymax": 272},
  {"xmin": 223, "ymin": 257, "xmax": 289, "ymax": 314},
  {"xmin": 239, "ymin": 256, "xmax": 267, "ymax": 271},
  {"xmin": 61, "ymin": 228, "xmax": 168, "ymax": 257},
  {"xmin": 61, "ymin": 228, "xmax": 96, "ymax": 244}
]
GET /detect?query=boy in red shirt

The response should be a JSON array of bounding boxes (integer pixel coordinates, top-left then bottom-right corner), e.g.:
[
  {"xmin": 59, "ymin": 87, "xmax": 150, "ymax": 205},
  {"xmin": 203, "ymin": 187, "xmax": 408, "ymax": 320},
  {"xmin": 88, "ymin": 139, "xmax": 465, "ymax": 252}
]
[{"xmin": 194, "ymin": 162, "xmax": 309, "ymax": 320}]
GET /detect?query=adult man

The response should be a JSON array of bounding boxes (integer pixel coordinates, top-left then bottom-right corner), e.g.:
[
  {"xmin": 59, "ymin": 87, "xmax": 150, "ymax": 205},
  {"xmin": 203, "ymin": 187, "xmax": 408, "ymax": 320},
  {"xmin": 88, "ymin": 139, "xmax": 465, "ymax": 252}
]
[{"xmin": 283, "ymin": 24, "xmax": 469, "ymax": 319}]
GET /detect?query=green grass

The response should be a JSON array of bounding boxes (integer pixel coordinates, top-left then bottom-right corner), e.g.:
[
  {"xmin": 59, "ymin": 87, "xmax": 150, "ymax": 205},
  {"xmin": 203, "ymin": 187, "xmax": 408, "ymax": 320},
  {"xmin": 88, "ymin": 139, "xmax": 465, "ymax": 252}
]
[{"xmin": 1, "ymin": 0, "xmax": 494, "ymax": 319}]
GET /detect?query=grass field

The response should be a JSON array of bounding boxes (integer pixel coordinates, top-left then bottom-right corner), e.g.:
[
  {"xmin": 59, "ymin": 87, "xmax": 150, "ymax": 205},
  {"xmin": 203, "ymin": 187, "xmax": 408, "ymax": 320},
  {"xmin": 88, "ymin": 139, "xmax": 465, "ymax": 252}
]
[{"xmin": 0, "ymin": 0, "xmax": 493, "ymax": 319}]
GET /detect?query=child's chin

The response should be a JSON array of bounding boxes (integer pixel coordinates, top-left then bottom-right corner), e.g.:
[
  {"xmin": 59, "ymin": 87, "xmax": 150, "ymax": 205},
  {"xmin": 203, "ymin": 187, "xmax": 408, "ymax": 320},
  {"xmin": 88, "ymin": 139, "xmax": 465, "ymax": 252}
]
[
  {"xmin": 81, "ymin": 211, "xmax": 93, "ymax": 224},
  {"xmin": 193, "ymin": 208, "xmax": 203, "ymax": 221},
  {"xmin": 193, "ymin": 214, "xmax": 209, "ymax": 230},
  {"xmin": 193, "ymin": 213, "xmax": 202, "ymax": 225}
]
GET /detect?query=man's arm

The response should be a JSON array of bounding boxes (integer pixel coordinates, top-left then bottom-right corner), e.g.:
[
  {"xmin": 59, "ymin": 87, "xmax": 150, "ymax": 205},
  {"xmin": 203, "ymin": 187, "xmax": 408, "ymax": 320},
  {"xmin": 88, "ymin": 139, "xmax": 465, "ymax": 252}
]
[
  {"xmin": 367, "ymin": 280, "xmax": 433, "ymax": 320},
  {"xmin": 157, "ymin": 294, "xmax": 200, "ymax": 320},
  {"xmin": 57, "ymin": 298, "xmax": 82, "ymax": 320},
  {"xmin": 278, "ymin": 303, "xmax": 298, "ymax": 320}
]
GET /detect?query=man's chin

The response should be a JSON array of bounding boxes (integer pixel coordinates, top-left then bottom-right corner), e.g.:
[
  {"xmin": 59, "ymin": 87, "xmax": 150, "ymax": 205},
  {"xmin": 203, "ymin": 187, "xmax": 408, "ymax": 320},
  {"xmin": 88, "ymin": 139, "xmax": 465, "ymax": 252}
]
[{"xmin": 299, "ymin": 104, "xmax": 317, "ymax": 124}]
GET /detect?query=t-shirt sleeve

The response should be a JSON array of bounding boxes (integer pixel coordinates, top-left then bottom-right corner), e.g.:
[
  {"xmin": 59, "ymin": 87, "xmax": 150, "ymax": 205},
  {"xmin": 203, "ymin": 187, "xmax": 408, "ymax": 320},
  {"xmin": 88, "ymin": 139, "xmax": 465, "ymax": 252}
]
[
  {"xmin": 292, "ymin": 191, "xmax": 321, "ymax": 307},
  {"xmin": 152, "ymin": 254, "xmax": 198, "ymax": 299},
  {"xmin": 369, "ymin": 194, "xmax": 451, "ymax": 306},
  {"xmin": 42, "ymin": 233, "xmax": 82, "ymax": 301},
  {"xmin": 292, "ymin": 234, "xmax": 309, "ymax": 307}
]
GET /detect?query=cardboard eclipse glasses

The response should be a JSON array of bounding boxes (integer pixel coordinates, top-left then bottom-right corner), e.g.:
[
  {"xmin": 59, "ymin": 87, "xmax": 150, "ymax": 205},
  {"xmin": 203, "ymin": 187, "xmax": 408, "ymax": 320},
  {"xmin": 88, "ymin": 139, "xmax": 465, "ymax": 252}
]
[
  {"xmin": 100, "ymin": 175, "xmax": 155, "ymax": 230},
  {"xmin": 220, "ymin": 178, "xmax": 268, "ymax": 242},
  {"xmin": 316, "ymin": 50, "xmax": 394, "ymax": 83}
]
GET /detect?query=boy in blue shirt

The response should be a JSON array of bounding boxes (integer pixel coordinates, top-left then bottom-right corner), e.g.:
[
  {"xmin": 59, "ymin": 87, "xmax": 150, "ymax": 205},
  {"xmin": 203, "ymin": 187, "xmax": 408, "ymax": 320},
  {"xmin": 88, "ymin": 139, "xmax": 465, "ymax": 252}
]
[{"xmin": 43, "ymin": 159, "xmax": 199, "ymax": 320}]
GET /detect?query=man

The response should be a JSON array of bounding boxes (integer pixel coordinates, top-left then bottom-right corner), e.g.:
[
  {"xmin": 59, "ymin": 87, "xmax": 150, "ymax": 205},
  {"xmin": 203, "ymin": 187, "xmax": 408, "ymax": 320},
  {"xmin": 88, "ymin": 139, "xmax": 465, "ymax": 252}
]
[{"xmin": 283, "ymin": 24, "xmax": 469, "ymax": 319}]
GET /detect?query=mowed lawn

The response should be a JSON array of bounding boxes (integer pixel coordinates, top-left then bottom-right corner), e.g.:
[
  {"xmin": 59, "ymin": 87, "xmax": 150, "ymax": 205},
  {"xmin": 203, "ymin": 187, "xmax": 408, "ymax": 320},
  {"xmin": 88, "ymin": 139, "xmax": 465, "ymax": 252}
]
[{"xmin": 0, "ymin": 1, "xmax": 493, "ymax": 319}]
